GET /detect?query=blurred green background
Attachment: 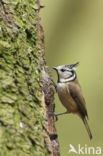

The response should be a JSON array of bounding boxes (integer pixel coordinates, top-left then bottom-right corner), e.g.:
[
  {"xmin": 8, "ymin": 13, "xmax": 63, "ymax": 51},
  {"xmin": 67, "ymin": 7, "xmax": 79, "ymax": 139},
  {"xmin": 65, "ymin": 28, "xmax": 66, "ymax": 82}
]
[{"xmin": 40, "ymin": 0, "xmax": 103, "ymax": 155}]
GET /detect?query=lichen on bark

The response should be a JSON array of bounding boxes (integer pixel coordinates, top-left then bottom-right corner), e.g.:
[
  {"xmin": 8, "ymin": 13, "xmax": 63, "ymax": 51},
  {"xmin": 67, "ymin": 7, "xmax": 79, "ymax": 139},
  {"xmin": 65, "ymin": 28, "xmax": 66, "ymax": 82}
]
[{"xmin": 0, "ymin": 0, "xmax": 50, "ymax": 155}]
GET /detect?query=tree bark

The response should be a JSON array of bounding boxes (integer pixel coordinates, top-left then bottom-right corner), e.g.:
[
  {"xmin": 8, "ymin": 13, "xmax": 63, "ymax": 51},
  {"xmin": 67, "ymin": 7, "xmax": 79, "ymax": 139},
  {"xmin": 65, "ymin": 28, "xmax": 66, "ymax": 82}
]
[{"xmin": 0, "ymin": 0, "xmax": 60, "ymax": 155}]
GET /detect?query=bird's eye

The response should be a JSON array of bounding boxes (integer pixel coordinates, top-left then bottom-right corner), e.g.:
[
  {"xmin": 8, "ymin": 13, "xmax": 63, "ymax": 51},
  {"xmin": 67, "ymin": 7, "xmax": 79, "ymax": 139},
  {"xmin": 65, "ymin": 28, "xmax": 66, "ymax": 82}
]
[{"xmin": 61, "ymin": 69, "xmax": 65, "ymax": 72}]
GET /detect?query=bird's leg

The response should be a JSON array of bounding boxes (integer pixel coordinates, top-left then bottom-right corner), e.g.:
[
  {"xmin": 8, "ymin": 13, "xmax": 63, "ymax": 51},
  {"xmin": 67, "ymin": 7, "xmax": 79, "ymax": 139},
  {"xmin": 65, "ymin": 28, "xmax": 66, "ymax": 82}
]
[
  {"xmin": 53, "ymin": 111, "xmax": 69, "ymax": 116},
  {"xmin": 50, "ymin": 111, "xmax": 69, "ymax": 121}
]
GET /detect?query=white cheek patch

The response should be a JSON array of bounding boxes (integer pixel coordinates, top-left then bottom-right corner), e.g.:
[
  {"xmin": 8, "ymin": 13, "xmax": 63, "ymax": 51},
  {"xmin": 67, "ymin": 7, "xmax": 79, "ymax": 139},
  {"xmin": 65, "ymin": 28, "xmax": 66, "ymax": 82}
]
[
  {"xmin": 60, "ymin": 74, "xmax": 76, "ymax": 83},
  {"xmin": 59, "ymin": 71, "xmax": 72, "ymax": 79},
  {"xmin": 63, "ymin": 71, "xmax": 72, "ymax": 78}
]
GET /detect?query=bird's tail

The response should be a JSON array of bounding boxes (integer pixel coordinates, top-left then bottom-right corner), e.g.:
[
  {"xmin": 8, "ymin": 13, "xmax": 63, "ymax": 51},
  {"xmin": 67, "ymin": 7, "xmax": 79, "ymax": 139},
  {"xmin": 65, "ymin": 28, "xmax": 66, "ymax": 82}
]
[{"xmin": 82, "ymin": 118, "xmax": 92, "ymax": 140}]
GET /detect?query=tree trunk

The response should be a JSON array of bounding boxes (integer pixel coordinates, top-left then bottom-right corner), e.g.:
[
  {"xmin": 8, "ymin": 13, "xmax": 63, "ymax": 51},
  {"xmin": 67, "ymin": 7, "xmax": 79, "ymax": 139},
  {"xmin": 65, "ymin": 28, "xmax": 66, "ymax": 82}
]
[{"xmin": 0, "ymin": 0, "xmax": 60, "ymax": 155}]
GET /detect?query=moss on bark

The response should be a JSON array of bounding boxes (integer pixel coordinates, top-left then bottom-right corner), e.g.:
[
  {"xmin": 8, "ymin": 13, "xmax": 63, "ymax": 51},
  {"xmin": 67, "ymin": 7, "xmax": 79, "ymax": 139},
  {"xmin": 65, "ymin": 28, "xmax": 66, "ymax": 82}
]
[{"xmin": 0, "ymin": 0, "xmax": 50, "ymax": 155}]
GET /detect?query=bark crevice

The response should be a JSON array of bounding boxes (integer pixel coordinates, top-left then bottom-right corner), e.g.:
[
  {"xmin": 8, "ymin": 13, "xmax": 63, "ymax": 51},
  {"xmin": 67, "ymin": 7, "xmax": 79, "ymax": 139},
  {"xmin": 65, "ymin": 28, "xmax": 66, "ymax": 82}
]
[{"xmin": 36, "ymin": 0, "xmax": 60, "ymax": 155}]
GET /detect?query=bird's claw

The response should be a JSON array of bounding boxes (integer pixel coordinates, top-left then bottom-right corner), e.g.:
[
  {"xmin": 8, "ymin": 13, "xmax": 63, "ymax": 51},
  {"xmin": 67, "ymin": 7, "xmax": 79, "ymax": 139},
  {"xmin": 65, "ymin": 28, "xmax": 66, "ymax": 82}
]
[{"xmin": 50, "ymin": 111, "xmax": 58, "ymax": 121}]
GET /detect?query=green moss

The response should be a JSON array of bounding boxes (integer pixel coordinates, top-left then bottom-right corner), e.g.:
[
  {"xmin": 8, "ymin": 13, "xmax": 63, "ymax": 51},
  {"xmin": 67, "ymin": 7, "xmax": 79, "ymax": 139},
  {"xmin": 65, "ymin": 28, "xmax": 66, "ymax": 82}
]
[{"xmin": 0, "ymin": 0, "xmax": 49, "ymax": 155}]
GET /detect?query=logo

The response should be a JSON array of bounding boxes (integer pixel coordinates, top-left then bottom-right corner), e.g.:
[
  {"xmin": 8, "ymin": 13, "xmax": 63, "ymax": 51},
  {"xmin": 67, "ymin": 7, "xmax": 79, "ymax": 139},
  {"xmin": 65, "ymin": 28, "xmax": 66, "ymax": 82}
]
[{"xmin": 68, "ymin": 144, "xmax": 102, "ymax": 155}]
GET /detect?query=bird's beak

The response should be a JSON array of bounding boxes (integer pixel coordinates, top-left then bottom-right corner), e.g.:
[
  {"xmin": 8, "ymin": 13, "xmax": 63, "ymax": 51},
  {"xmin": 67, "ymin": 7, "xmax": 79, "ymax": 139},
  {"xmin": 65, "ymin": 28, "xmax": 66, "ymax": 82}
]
[{"xmin": 53, "ymin": 67, "xmax": 57, "ymax": 71}]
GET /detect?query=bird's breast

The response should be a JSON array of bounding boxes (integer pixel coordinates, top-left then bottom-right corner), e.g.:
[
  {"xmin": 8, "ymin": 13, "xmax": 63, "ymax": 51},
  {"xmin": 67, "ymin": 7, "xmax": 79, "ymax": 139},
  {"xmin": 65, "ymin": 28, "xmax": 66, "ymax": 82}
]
[{"xmin": 57, "ymin": 82, "xmax": 78, "ymax": 113}]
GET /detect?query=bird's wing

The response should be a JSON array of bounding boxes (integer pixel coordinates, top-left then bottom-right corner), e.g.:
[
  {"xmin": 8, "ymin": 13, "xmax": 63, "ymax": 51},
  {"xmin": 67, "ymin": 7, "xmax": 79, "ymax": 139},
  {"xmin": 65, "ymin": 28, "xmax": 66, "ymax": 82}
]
[{"xmin": 69, "ymin": 81, "xmax": 88, "ymax": 118}]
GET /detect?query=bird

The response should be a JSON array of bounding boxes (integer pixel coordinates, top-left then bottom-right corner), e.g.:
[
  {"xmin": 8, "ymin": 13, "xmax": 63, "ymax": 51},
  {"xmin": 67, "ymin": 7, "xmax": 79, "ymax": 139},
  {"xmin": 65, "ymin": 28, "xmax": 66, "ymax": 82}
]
[{"xmin": 53, "ymin": 62, "xmax": 92, "ymax": 140}]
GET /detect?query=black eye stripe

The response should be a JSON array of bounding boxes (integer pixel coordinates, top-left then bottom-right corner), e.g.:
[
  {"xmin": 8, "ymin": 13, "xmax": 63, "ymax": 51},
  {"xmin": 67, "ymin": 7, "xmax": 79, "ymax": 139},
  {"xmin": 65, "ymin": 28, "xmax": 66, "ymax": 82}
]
[
  {"xmin": 61, "ymin": 69, "xmax": 65, "ymax": 72},
  {"xmin": 61, "ymin": 69, "xmax": 70, "ymax": 72}
]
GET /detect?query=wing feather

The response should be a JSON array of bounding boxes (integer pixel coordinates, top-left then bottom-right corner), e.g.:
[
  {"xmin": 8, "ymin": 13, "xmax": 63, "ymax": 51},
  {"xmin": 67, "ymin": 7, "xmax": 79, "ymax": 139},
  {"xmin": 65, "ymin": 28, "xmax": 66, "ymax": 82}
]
[{"xmin": 69, "ymin": 82, "xmax": 88, "ymax": 118}]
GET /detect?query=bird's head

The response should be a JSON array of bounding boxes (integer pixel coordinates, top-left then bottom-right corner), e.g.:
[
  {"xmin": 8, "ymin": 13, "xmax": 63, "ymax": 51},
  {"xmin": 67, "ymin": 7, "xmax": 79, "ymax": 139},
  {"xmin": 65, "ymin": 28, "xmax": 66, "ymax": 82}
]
[{"xmin": 53, "ymin": 62, "xmax": 79, "ymax": 83}]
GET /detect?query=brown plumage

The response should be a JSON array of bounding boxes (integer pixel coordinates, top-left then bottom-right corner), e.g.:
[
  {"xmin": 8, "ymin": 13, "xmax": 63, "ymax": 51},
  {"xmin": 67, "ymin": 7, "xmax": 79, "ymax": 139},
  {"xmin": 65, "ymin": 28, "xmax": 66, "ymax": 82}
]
[{"xmin": 53, "ymin": 63, "xmax": 92, "ymax": 140}]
